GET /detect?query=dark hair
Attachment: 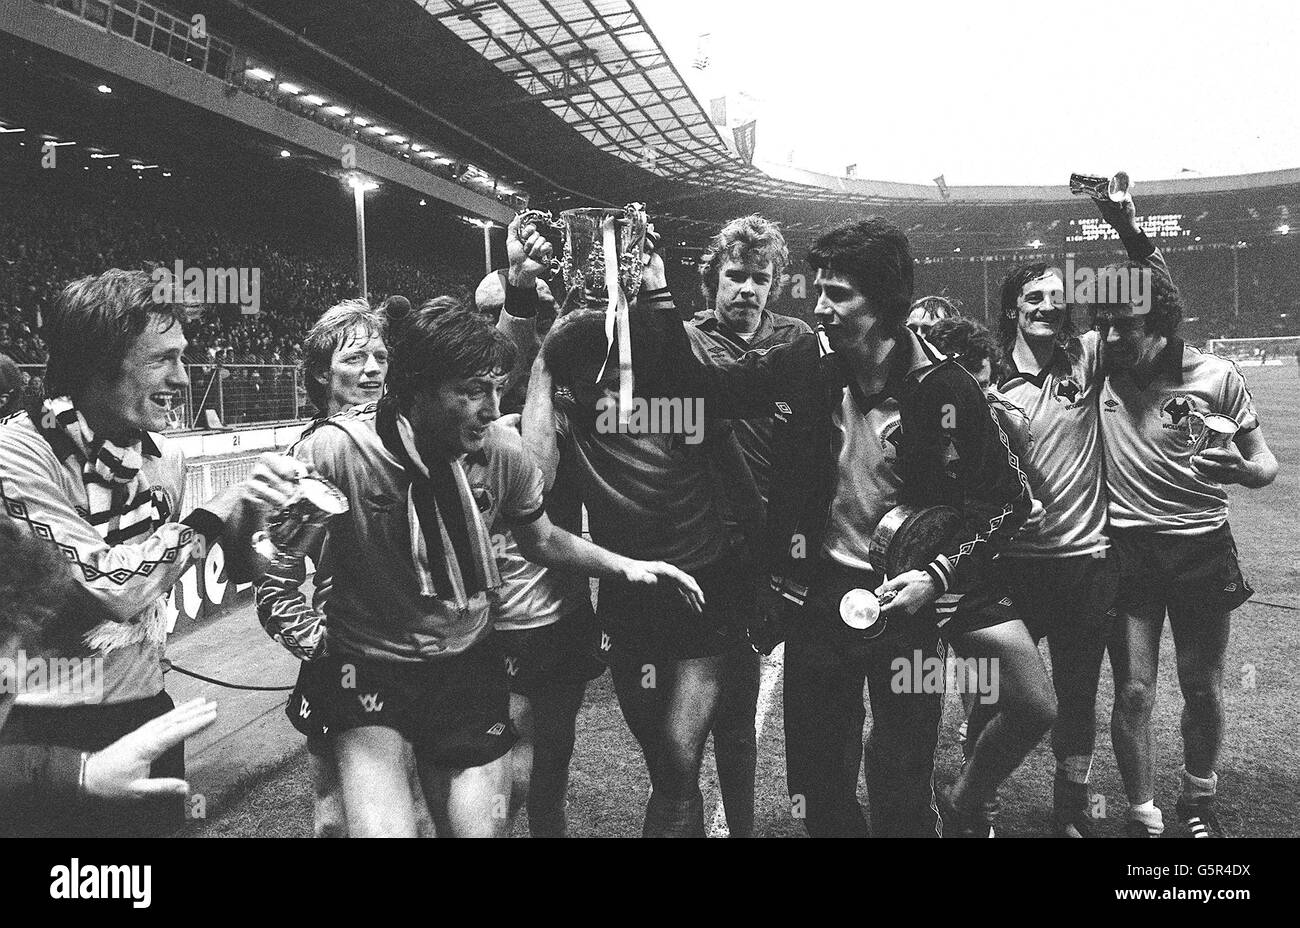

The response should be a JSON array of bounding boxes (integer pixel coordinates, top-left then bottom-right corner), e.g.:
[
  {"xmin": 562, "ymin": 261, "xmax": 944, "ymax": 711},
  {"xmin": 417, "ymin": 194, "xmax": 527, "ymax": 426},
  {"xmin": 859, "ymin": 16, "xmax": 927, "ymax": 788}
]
[
  {"xmin": 1103, "ymin": 260, "xmax": 1183, "ymax": 338},
  {"xmin": 0, "ymin": 516, "xmax": 87, "ymax": 655},
  {"xmin": 387, "ymin": 305, "xmax": 517, "ymax": 409},
  {"xmin": 418, "ymin": 295, "xmax": 465, "ymax": 318},
  {"xmin": 302, "ymin": 299, "xmax": 386, "ymax": 414},
  {"xmin": 43, "ymin": 269, "xmax": 188, "ymax": 402},
  {"xmin": 996, "ymin": 262, "xmax": 1076, "ymax": 369},
  {"xmin": 540, "ymin": 310, "xmax": 612, "ymax": 389},
  {"xmin": 909, "ymin": 294, "xmax": 961, "ymax": 322},
  {"xmin": 927, "ymin": 317, "xmax": 999, "ymax": 381},
  {"xmin": 0, "ymin": 351, "xmax": 21, "ymax": 419},
  {"xmin": 807, "ymin": 217, "xmax": 914, "ymax": 328},
  {"xmin": 698, "ymin": 214, "xmax": 790, "ymax": 307}
]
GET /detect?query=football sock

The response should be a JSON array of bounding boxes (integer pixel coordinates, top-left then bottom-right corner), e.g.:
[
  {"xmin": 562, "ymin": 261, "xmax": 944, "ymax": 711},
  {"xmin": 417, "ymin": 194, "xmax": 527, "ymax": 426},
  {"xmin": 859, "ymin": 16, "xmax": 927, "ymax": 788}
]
[{"xmin": 1181, "ymin": 767, "xmax": 1218, "ymax": 801}]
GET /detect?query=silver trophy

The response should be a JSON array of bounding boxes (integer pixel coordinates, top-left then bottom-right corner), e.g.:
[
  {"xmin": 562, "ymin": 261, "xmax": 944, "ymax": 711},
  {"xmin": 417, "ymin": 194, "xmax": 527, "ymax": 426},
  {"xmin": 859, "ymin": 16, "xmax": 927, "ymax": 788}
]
[
  {"xmin": 253, "ymin": 473, "xmax": 349, "ymax": 561},
  {"xmin": 1187, "ymin": 411, "xmax": 1239, "ymax": 455},
  {"xmin": 1070, "ymin": 171, "xmax": 1132, "ymax": 202},
  {"xmin": 557, "ymin": 203, "xmax": 650, "ymax": 304}
]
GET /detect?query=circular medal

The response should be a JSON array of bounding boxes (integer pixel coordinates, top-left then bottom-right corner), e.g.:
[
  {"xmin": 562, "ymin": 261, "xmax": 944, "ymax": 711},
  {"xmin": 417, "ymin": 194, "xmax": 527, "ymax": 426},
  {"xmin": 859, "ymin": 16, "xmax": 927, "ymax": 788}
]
[{"xmin": 839, "ymin": 588, "xmax": 881, "ymax": 631}]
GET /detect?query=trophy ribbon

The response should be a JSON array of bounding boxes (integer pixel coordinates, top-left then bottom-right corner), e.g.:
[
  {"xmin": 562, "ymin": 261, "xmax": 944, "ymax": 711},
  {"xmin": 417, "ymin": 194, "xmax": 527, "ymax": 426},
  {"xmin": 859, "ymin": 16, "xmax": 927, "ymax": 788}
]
[{"xmin": 594, "ymin": 215, "xmax": 634, "ymax": 427}]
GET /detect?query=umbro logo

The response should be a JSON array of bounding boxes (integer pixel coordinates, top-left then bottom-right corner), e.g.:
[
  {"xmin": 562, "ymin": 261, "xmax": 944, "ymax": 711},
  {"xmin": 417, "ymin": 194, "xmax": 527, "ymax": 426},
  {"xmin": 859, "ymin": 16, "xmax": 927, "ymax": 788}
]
[
  {"xmin": 998, "ymin": 597, "xmax": 1013, "ymax": 607},
  {"xmin": 504, "ymin": 656, "xmax": 519, "ymax": 677},
  {"xmin": 358, "ymin": 693, "xmax": 384, "ymax": 712},
  {"xmin": 1104, "ymin": 399, "xmax": 1119, "ymax": 410},
  {"xmin": 1224, "ymin": 582, "xmax": 1238, "ymax": 592},
  {"xmin": 775, "ymin": 402, "xmax": 792, "ymax": 415},
  {"xmin": 486, "ymin": 722, "xmax": 507, "ymax": 737}
]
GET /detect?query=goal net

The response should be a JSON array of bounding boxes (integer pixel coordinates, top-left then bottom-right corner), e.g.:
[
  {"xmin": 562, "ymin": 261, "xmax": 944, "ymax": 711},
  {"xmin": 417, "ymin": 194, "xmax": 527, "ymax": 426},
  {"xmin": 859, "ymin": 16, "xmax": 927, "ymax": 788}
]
[{"xmin": 1203, "ymin": 336, "xmax": 1300, "ymax": 365}]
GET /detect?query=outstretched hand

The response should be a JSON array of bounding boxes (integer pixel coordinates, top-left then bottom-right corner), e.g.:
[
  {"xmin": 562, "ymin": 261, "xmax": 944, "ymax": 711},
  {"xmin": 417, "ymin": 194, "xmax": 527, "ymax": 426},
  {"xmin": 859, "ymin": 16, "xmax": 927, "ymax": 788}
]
[
  {"xmin": 621, "ymin": 559, "xmax": 706, "ymax": 614},
  {"xmin": 83, "ymin": 697, "xmax": 218, "ymax": 801}
]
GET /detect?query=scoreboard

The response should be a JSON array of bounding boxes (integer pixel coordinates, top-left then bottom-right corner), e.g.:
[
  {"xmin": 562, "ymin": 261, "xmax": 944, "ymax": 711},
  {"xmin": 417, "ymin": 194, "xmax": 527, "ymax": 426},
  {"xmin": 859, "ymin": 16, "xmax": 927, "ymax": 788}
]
[{"xmin": 1065, "ymin": 214, "xmax": 1193, "ymax": 243}]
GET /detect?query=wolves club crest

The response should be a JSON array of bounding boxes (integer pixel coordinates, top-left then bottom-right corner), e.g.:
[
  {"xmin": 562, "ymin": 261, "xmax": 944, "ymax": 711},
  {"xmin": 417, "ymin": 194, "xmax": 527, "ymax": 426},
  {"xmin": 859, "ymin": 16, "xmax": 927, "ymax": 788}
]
[
  {"xmin": 1053, "ymin": 378, "xmax": 1082, "ymax": 404},
  {"xmin": 1162, "ymin": 395, "xmax": 1195, "ymax": 427}
]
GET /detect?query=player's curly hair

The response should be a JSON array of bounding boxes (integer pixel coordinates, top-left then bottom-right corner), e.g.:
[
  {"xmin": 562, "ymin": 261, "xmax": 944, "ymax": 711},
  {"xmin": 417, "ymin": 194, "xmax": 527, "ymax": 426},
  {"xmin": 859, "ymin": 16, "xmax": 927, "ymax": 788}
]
[
  {"xmin": 927, "ymin": 316, "xmax": 1000, "ymax": 383},
  {"xmin": 909, "ymin": 294, "xmax": 962, "ymax": 323},
  {"xmin": 0, "ymin": 516, "xmax": 85, "ymax": 655},
  {"xmin": 1110, "ymin": 260, "xmax": 1184, "ymax": 338},
  {"xmin": 807, "ymin": 218, "xmax": 914, "ymax": 328},
  {"xmin": 698, "ymin": 214, "xmax": 790, "ymax": 307}
]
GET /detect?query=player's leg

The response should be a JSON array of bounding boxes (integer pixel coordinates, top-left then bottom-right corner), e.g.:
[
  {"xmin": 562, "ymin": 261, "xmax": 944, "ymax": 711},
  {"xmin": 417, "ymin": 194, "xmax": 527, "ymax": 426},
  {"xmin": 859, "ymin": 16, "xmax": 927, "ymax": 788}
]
[
  {"xmin": 417, "ymin": 754, "xmax": 513, "ymax": 838},
  {"xmin": 1168, "ymin": 602, "xmax": 1231, "ymax": 837},
  {"xmin": 308, "ymin": 743, "xmax": 348, "ymax": 838},
  {"xmin": 862, "ymin": 632, "xmax": 944, "ymax": 838},
  {"xmin": 335, "ymin": 726, "xmax": 420, "ymax": 838},
  {"xmin": 649, "ymin": 654, "xmax": 725, "ymax": 837},
  {"xmin": 783, "ymin": 613, "xmax": 871, "ymax": 837},
  {"xmin": 1108, "ymin": 602, "xmax": 1167, "ymax": 836},
  {"xmin": 609, "ymin": 648, "xmax": 672, "ymax": 833},
  {"xmin": 710, "ymin": 641, "xmax": 761, "ymax": 837},
  {"xmin": 506, "ymin": 691, "xmax": 534, "ymax": 824},
  {"xmin": 525, "ymin": 679, "xmax": 586, "ymax": 838},
  {"xmin": 1010, "ymin": 555, "xmax": 1117, "ymax": 835},
  {"xmin": 945, "ymin": 620, "xmax": 1056, "ymax": 833}
]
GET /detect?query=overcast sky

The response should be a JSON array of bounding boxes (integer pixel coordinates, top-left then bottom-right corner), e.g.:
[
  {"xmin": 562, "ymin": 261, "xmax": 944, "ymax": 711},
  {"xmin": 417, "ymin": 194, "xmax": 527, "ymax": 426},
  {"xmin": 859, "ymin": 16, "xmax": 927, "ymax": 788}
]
[{"xmin": 639, "ymin": 0, "xmax": 1300, "ymax": 185}]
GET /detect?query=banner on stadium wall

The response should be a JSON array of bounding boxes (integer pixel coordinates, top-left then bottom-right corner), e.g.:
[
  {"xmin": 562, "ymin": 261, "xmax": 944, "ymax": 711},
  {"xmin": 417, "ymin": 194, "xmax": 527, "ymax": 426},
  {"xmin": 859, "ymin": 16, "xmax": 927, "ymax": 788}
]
[{"xmin": 734, "ymin": 121, "xmax": 756, "ymax": 164}]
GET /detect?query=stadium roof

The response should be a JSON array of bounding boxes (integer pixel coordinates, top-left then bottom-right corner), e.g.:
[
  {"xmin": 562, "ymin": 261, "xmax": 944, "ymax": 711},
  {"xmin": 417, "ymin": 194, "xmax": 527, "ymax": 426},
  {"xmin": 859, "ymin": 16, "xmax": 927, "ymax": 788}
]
[{"xmin": 17, "ymin": 0, "xmax": 1300, "ymax": 243}]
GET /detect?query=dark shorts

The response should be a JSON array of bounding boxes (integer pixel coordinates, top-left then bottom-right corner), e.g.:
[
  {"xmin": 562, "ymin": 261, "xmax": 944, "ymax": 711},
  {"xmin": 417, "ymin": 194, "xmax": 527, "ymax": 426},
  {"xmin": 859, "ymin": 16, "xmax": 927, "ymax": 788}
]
[
  {"xmin": 997, "ymin": 552, "xmax": 1118, "ymax": 642},
  {"xmin": 288, "ymin": 643, "xmax": 517, "ymax": 770},
  {"xmin": 0, "ymin": 690, "xmax": 184, "ymax": 837},
  {"xmin": 496, "ymin": 602, "xmax": 608, "ymax": 699},
  {"xmin": 937, "ymin": 583, "xmax": 1020, "ymax": 639},
  {"xmin": 597, "ymin": 557, "xmax": 745, "ymax": 661},
  {"xmin": 1110, "ymin": 523, "xmax": 1253, "ymax": 616}
]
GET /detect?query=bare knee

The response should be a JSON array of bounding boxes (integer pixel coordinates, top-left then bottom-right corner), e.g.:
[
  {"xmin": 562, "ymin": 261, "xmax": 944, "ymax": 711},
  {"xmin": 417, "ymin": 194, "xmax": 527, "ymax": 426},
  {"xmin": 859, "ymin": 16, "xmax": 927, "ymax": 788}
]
[{"xmin": 1114, "ymin": 680, "xmax": 1156, "ymax": 719}]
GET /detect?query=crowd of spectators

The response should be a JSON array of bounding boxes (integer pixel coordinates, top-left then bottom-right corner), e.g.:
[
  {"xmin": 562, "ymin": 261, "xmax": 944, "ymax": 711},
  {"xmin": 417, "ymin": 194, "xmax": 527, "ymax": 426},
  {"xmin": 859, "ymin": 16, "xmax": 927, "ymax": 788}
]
[{"xmin": 0, "ymin": 179, "xmax": 478, "ymax": 378}]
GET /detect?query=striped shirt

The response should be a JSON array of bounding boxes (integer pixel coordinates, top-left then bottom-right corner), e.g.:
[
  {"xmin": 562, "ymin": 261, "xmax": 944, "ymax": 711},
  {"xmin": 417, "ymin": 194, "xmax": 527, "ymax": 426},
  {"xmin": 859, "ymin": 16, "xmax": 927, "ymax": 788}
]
[
  {"xmin": 998, "ymin": 331, "xmax": 1108, "ymax": 558},
  {"xmin": 1101, "ymin": 338, "xmax": 1259, "ymax": 535},
  {"xmin": 0, "ymin": 411, "xmax": 219, "ymax": 706}
]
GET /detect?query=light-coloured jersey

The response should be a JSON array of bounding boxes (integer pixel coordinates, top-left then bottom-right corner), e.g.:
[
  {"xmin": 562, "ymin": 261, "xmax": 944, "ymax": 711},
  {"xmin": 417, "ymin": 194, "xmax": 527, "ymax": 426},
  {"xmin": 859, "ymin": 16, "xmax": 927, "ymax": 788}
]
[
  {"xmin": 264, "ymin": 410, "xmax": 545, "ymax": 661},
  {"xmin": 492, "ymin": 452, "xmax": 587, "ymax": 632},
  {"xmin": 1101, "ymin": 338, "xmax": 1259, "ymax": 535},
  {"xmin": 998, "ymin": 332, "xmax": 1108, "ymax": 558},
  {"xmin": 0, "ymin": 411, "xmax": 192, "ymax": 706},
  {"xmin": 822, "ymin": 390, "xmax": 905, "ymax": 571}
]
